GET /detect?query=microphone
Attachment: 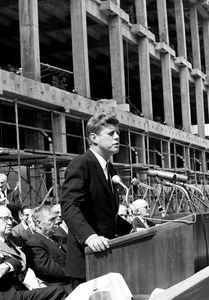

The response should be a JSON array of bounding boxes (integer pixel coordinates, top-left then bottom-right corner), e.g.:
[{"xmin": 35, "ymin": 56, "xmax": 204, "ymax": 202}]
[
  {"xmin": 147, "ymin": 169, "xmax": 188, "ymax": 183},
  {"xmin": 131, "ymin": 178, "xmax": 140, "ymax": 186},
  {"xmin": 112, "ymin": 175, "xmax": 129, "ymax": 207},
  {"xmin": 112, "ymin": 175, "xmax": 129, "ymax": 192},
  {"xmin": 112, "ymin": 175, "xmax": 137, "ymax": 232}
]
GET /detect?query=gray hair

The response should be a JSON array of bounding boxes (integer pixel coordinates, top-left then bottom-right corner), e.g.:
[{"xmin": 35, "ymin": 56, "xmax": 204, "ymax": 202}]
[{"xmin": 31, "ymin": 205, "xmax": 53, "ymax": 226}]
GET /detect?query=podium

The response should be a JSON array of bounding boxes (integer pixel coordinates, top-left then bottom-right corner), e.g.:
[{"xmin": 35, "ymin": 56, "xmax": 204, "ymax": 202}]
[{"xmin": 85, "ymin": 215, "xmax": 195, "ymax": 295}]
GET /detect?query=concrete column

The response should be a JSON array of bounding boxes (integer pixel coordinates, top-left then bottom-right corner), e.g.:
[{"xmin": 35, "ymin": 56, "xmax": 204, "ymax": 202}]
[
  {"xmin": 174, "ymin": 0, "xmax": 191, "ymax": 133},
  {"xmin": 203, "ymin": 20, "xmax": 209, "ymax": 77},
  {"xmin": 185, "ymin": 146, "xmax": 190, "ymax": 170},
  {"xmin": 156, "ymin": 0, "xmax": 174, "ymax": 126},
  {"xmin": 161, "ymin": 54, "xmax": 174, "ymax": 127},
  {"xmin": 70, "ymin": 0, "xmax": 90, "ymax": 98},
  {"xmin": 109, "ymin": 0, "xmax": 125, "ymax": 103},
  {"xmin": 203, "ymin": 20, "xmax": 209, "ymax": 123},
  {"xmin": 179, "ymin": 67, "xmax": 192, "ymax": 132},
  {"xmin": 190, "ymin": 5, "xmax": 205, "ymax": 138},
  {"xmin": 135, "ymin": 0, "xmax": 153, "ymax": 120},
  {"xmin": 52, "ymin": 113, "xmax": 67, "ymax": 153},
  {"xmin": 162, "ymin": 141, "xmax": 170, "ymax": 169},
  {"xmin": 195, "ymin": 77, "xmax": 205, "ymax": 138},
  {"xmin": 190, "ymin": 5, "xmax": 201, "ymax": 69},
  {"xmin": 174, "ymin": 0, "xmax": 187, "ymax": 58},
  {"xmin": 19, "ymin": 0, "xmax": 40, "ymax": 81}
]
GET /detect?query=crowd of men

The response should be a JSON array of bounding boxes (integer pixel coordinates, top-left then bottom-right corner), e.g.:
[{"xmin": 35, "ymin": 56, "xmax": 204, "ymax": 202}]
[
  {"xmin": 0, "ymin": 202, "xmax": 70, "ymax": 299},
  {"xmin": 0, "ymin": 113, "xmax": 155, "ymax": 300}
]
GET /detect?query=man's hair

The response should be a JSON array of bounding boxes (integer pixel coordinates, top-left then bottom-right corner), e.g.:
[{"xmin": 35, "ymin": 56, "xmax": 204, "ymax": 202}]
[
  {"xmin": 86, "ymin": 112, "xmax": 119, "ymax": 144},
  {"xmin": 31, "ymin": 204, "xmax": 52, "ymax": 226},
  {"xmin": 20, "ymin": 205, "xmax": 32, "ymax": 214}
]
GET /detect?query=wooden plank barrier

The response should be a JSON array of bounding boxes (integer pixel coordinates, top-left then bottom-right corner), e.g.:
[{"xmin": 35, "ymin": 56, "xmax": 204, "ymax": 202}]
[{"xmin": 151, "ymin": 266, "xmax": 209, "ymax": 300}]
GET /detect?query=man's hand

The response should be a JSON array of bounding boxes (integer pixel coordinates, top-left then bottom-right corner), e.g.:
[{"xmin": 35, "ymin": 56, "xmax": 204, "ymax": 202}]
[
  {"xmin": 0, "ymin": 263, "xmax": 10, "ymax": 278},
  {"xmin": 86, "ymin": 234, "xmax": 109, "ymax": 252}
]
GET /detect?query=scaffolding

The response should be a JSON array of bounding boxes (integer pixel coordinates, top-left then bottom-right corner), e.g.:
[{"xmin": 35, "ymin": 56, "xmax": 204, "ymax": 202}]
[{"xmin": 0, "ymin": 147, "xmax": 75, "ymax": 206}]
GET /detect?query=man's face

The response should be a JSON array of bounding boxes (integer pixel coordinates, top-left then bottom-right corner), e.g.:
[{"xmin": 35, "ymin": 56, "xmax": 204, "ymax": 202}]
[
  {"xmin": 137, "ymin": 205, "xmax": 150, "ymax": 217},
  {"xmin": 0, "ymin": 207, "xmax": 13, "ymax": 238},
  {"xmin": 52, "ymin": 204, "xmax": 62, "ymax": 226},
  {"xmin": 20, "ymin": 208, "xmax": 32, "ymax": 226},
  {"xmin": 39, "ymin": 211, "xmax": 58, "ymax": 237},
  {"xmin": 91, "ymin": 124, "xmax": 120, "ymax": 159}
]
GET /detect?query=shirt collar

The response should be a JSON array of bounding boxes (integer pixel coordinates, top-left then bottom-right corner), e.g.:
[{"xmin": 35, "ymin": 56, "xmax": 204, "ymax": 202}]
[
  {"xmin": 90, "ymin": 148, "xmax": 107, "ymax": 171},
  {"xmin": 35, "ymin": 228, "xmax": 52, "ymax": 240},
  {"xmin": 21, "ymin": 221, "xmax": 28, "ymax": 230}
]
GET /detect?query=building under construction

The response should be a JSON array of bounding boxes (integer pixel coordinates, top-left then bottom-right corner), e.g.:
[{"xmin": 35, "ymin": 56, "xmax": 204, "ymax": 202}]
[{"xmin": 0, "ymin": 0, "xmax": 209, "ymax": 211}]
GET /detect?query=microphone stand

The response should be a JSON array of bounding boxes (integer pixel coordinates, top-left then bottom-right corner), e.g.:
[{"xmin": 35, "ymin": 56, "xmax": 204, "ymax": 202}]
[
  {"xmin": 112, "ymin": 175, "xmax": 137, "ymax": 232},
  {"xmin": 124, "ymin": 185, "xmax": 137, "ymax": 232},
  {"xmin": 134, "ymin": 179, "xmax": 166, "ymax": 217},
  {"xmin": 181, "ymin": 183, "xmax": 209, "ymax": 210},
  {"xmin": 164, "ymin": 181, "xmax": 195, "ymax": 214}
]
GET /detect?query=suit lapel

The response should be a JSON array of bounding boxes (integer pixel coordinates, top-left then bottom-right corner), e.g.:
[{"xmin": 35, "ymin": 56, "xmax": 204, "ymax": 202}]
[
  {"xmin": 35, "ymin": 232, "xmax": 65, "ymax": 255},
  {"xmin": 86, "ymin": 150, "xmax": 118, "ymax": 212},
  {"xmin": 0, "ymin": 239, "xmax": 25, "ymax": 261},
  {"xmin": 86, "ymin": 149, "xmax": 113, "ymax": 198}
]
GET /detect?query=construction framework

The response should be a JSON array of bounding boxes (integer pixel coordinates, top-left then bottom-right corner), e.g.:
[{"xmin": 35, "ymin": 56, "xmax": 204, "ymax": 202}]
[{"xmin": 0, "ymin": 1, "xmax": 209, "ymax": 210}]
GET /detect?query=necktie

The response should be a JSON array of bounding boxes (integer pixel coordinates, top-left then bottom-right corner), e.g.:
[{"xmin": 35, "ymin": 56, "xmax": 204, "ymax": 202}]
[
  {"xmin": 51, "ymin": 236, "xmax": 65, "ymax": 251},
  {"xmin": 5, "ymin": 239, "xmax": 21, "ymax": 255},
  {"xmin": 106, "ymin": 163, "xmax": 113, "ymax": 193}
]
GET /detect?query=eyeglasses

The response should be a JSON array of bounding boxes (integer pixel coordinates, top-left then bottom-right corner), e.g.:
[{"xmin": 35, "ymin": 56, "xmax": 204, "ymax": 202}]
[{"xmin": 0, "ymin": 216, "xmax": 13, "ymax": 222}]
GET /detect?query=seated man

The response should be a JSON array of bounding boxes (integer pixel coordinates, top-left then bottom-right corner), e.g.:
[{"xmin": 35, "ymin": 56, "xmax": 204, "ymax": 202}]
[
  {"xmin": 0, "ymin": 174, "xmax": 20, "ymax": 205},
  {"xmin": 12, "ymin": 205, "xmax": 33, "ymax": 239},
  {"xmin": 0, "ymin": 205, "xmax": 68, "ymax": 300},
  {"xmin": 23, "ymin": 204, "xmax": 72, "ymax": 293},
  {"xmin": 130, "ymin": 199, "xmax": 155, "ymax": 230}
]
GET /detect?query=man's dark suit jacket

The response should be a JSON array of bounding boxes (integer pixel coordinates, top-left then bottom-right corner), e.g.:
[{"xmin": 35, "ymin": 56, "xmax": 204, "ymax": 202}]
[
  {"xmin": 0, "ymin": 238, "xmax": 68, "ymax": 300},
  {"xmin": 24, "ymin": 231, "xmax": 69, "ymax": 285},
  {"xmin": 61, "ymin": 149, "xmax": 132, "ymax": 279},
  {"xmin": 53, "ymin": 226, "xmax": 68, "ymax": 252},
  {"xmin": 12, "ymin": 222, "xmax": 26, "ymax": 238}
]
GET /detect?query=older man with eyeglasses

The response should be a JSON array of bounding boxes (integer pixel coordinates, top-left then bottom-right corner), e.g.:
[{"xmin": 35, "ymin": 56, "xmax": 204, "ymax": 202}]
[
  {"xmin": 130, "ymin": 199, "xmax": 156, "ymax": 231},
  {"xmin": 0, "ymin": 205, "xmax": 68, "ymax": 300}
]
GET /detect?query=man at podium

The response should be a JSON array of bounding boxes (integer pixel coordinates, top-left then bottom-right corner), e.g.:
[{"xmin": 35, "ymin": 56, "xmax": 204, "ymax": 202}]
[{"xmin": 61, "ymin": 113, "xmax": 132, "ymax": 288}]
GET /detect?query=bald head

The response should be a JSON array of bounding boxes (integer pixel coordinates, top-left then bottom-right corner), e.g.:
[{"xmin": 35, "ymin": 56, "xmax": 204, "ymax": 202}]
[
  {"xmin": 0, "ymin": 205, "xmax": 10, "ymax": 215},
  {"xmin": 130, "ymin": 199, "xmax": 150, "ymax": 217}
]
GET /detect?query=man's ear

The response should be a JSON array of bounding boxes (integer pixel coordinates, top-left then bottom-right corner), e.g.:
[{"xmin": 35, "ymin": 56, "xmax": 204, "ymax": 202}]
[
  {"xmin": 36, "ymin": 219, "xmax": 42, "ymax": 229},
  {"xmin": 89, "ymin": 133, "xmax": 98, "ymax": 145},
  {"xmin": 18, "ymin": 211, "xmax": 23, "ymax": 221}
]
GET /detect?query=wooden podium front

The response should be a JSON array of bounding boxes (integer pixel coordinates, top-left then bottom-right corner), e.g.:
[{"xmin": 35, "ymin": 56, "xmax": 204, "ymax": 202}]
[{"xmin": 85, "ymin": 216, "xmax": 195, "ymax": 295}]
